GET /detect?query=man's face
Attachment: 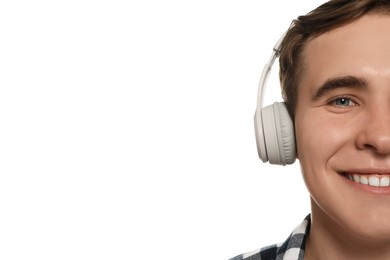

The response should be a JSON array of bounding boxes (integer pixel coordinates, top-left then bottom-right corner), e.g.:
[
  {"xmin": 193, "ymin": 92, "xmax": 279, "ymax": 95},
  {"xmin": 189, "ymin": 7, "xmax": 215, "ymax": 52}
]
[{"xmin": 295, "ymin": 14, "xmax": 390, "ymax": 241}]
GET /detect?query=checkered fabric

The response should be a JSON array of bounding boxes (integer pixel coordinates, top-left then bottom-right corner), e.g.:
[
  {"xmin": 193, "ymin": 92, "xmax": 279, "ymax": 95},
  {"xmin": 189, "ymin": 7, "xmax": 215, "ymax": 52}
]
[{"xmin": 229, "ymin": 215, "xmax": 311, "ymax": 260}]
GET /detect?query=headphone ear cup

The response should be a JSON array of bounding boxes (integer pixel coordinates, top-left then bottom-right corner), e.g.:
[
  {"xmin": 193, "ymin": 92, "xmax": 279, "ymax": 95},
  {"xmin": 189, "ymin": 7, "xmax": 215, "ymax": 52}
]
[{"xmin": 261, "ymin": 102, "xmax": 296, "ymax": 165}]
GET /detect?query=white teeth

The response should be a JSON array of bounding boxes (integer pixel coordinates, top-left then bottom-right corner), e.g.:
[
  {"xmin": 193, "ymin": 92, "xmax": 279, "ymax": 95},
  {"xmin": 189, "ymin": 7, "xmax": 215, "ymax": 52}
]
[
  {"xmin": 381, "ymin": 177, "xmax": 390, "ymax": 186},
  {"xmin": 368, "ymin": 176, "xmax": 380, "ymax": 187},
  {"xmin": 360, "ymin": 176, "xmax": 368, "ymax": 185},
  {"xmin": 349, "ymin": 174, "xmax": 390, "ymax": 187}
]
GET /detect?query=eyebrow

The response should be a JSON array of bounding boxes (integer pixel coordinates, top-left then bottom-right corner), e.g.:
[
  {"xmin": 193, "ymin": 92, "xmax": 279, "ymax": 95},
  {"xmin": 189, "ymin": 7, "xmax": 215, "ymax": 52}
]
[{"xmin": 312, "ymin": 76, "xmax": 368, "ymax": 100}]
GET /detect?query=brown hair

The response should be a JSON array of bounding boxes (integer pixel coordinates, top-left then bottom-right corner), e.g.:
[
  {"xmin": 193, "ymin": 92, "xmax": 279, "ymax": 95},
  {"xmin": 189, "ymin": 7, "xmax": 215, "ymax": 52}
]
[{"xmin": 279, "ymin": 0, "xmax": 390, "ymax": 119}]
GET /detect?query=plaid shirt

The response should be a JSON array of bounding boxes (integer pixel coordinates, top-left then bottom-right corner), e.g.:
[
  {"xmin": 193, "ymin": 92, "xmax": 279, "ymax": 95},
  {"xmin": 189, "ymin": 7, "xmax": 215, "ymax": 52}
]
[{"xmin": 230, "ymin": 215, "xmax": 311, "ymax": 260}]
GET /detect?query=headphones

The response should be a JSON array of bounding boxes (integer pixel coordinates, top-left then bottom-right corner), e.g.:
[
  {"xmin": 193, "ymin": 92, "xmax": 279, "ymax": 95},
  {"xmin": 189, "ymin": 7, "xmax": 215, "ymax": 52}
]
[{"xmin": 254, "ymin": 33, "xmax": 296, "ymax": 165}]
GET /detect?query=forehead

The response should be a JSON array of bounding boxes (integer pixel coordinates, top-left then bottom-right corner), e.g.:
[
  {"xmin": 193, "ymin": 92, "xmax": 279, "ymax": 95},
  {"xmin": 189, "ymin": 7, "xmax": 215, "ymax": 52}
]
[{"xmin": 300, "ymin": 14, "xmax": 390, "ymax": 88}]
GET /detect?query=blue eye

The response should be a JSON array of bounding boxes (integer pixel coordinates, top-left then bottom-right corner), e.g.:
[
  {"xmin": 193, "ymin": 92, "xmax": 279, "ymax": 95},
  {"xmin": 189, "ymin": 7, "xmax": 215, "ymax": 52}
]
[{"xmin": 332, "ymin": 97, "xmax": 356, "ymax": 107}]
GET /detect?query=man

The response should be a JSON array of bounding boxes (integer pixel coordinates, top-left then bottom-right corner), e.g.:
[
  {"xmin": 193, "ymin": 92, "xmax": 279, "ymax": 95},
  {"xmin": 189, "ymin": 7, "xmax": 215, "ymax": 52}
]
[{"xmin": 231, "ymin": 0, "xmax": 390, "ymax": 259}]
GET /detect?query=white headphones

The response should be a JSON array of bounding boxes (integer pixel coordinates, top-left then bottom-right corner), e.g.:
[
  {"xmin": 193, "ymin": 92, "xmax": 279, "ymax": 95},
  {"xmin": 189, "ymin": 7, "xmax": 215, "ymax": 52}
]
[{"xmin": 254, "ymin": 33, "xmax": 296, "ymax": 165}]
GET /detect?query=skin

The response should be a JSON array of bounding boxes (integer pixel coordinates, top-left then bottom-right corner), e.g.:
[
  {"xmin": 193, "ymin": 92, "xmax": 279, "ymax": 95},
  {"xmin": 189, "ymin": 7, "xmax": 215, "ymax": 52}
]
[{"xmin": 295, "ymin": 14, "xmax": 390, "ymax": 260}]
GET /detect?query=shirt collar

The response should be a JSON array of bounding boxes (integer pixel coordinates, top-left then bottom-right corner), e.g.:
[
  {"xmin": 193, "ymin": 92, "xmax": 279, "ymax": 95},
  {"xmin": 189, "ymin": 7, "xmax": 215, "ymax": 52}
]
[{"xmin": 277, "ymin": 214, "xmax": 311, "ymax": 260}]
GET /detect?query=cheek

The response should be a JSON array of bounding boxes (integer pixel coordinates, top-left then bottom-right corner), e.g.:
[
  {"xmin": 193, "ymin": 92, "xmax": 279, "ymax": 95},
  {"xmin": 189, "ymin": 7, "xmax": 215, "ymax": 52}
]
[
  {"xmin": 294, "ymin": 114, "xmax": 337, "ymax": 204},
  {"xmin": 295, "ymin": 108, "xmax": 357, "ymax": 158},
  {"xmin": 295, "ymin": 112, "xmax": 352, "ymax": 178},
  {"xmin": 295, "ymin": 114, "xmax": 334, "ymax": 163}
]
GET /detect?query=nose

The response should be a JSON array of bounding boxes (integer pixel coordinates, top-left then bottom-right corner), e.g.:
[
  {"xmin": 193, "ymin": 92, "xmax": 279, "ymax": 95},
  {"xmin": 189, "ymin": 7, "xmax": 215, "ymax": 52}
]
[{"xmin": 355, "ymin": 108, "xmax": 390, "ymax": 155}]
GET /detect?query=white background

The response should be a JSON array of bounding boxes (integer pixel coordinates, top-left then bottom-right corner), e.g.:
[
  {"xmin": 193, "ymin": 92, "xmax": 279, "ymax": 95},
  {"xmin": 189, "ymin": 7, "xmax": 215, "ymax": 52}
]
[{"xmin": 1, "ymin": 1, "xmax": 324, "ymax": 259}]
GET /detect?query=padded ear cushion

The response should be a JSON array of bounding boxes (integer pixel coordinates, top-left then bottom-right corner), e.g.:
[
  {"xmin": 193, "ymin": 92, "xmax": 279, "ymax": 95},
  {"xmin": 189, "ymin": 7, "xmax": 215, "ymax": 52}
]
[
  {"xmin": 273, "ymin": 102, "xmax": 296, "ymax": 164},
  {"xmin": 254, "ymin": 109, "xmax": 268, "ymax": 163},
  {"xmin": 261, "ymin": 102, "xmax": 295, "ymax": 165}
]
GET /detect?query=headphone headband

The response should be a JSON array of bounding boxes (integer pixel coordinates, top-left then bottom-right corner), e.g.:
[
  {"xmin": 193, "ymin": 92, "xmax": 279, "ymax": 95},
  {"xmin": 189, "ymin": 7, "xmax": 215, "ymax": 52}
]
[{"xmin": 256, "ymin": 33, "xmax": 285, "ymax": 111}]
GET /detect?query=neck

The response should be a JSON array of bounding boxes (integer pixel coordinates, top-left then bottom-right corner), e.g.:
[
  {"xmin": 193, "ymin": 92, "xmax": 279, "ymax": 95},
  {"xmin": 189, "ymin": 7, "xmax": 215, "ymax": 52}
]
[{"xmin": 305, "ymin": 199, "xmax": 390, "ymax": 260}]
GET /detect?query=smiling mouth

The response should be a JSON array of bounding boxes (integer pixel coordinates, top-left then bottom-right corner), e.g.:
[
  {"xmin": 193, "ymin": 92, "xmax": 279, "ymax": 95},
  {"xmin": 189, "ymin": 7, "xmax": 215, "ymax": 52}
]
[{"xmin": 344, "ymin": 173, "xmax": 390, "ymax": 187}]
